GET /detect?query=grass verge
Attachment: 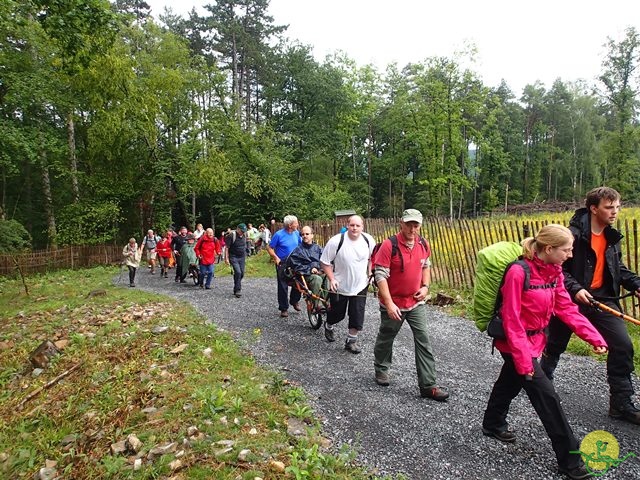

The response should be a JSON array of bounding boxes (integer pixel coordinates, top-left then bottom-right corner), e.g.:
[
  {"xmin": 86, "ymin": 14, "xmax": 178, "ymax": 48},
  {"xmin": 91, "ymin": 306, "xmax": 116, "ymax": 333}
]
[{"xmin": 0, "ymin": 266, "xmax": 397, "ymax": 479}]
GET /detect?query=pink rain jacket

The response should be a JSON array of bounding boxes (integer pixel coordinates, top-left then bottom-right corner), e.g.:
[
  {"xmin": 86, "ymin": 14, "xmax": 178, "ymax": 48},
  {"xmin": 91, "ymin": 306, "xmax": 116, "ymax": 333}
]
[{"xmin": 494, "ymin": 254, "xmax": 607, "ymax": 375}]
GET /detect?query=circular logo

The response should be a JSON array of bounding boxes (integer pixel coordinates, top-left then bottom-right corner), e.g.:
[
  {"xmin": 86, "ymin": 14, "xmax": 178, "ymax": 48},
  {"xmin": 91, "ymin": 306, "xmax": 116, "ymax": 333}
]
[{"xmin": 579, "ymin": 430, "xmax": 620, "ymax": 473}]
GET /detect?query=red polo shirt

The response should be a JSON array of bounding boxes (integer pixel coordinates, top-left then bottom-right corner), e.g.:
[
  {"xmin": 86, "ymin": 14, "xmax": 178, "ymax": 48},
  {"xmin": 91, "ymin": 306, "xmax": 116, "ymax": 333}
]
[{"xmin": 374, "ymin": 234, "xmax": 431, "ymax": 309}]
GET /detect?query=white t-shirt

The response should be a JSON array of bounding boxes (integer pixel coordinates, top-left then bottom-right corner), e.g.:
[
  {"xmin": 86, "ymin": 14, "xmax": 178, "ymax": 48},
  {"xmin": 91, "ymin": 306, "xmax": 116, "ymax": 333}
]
[{"xmin": 320, "ymin": 232, "xmax": 375, "ymax": 295}]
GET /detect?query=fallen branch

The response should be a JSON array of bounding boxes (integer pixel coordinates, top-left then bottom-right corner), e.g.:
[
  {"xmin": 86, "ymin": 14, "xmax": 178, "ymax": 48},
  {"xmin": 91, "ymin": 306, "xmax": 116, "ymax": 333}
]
[{"xmin": 18, "ymin": 362, "xmax": 82, "ymax": 410}]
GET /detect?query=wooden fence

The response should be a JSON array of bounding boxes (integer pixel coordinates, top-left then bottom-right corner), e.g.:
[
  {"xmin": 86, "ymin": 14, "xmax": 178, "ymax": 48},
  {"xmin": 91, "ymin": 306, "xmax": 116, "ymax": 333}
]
[
  {"xmin": 304, "ymin": 216, "xmax": 640, "ymax": 316},
  {"xmin": 3, "ymin": 218, "xmax": 640, "ymax": 315},
  {"xmin": 0, "ymin": 244, "xmax": 123, "ymax": 277}
]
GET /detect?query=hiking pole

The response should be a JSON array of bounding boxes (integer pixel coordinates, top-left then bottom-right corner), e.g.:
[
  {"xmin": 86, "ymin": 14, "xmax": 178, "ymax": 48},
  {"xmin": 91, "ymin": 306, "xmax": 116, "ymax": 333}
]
[{"xmin": 588, "ymin": 298, "xmax": 640, "ymax": 327}]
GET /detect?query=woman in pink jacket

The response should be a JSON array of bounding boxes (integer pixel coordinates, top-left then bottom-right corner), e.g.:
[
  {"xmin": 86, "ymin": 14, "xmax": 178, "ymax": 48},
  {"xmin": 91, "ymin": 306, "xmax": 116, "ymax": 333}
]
[{"xmin": 482, "ymin": 224, "xmax": 608, "ymax": 480}]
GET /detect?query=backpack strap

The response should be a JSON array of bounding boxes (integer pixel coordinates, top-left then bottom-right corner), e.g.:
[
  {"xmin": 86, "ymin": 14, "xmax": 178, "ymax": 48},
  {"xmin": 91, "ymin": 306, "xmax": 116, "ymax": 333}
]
[
  {"xmin": 333, "ymin": 232, "xmax": 371, "ymax": 264},
  {"xmin": 389, "ymin": 234, "xmax": 428, "ymax": 273},
  {"xmin": 494, "ymin": 259, "xmax": 530, "ymax": 314}
]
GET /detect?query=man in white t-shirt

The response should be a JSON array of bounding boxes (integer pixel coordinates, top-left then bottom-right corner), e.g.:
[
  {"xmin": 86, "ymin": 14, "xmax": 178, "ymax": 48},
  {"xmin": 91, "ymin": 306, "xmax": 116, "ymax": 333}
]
[{"xmin": 320, "ymin": 215, "xmax": 375, "ymax": 354}]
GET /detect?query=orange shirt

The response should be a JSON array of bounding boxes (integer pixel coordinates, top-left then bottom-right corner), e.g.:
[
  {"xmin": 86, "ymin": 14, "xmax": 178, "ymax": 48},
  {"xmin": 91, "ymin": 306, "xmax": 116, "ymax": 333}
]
[{"xmin": 590, "ymin": 231, "xmax": 606, "ymax": 289}]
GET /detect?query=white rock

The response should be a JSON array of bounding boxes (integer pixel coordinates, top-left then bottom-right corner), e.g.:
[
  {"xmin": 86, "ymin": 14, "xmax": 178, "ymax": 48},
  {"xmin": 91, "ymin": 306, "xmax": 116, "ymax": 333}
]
[
  {"xmin": 237, "ymin": 449, "xmax": 251, "ymax": 462},
  {"xmin": 38, "ymin": 467, "xmax": 57, "ymax": 480},
  {"xmin": 110, "ymin": 440, "xmax": 127, "ymax": 455},
  {"xmin": 126, "ymin": 434, "xmax": 143, "ymax": 453},
  {"xmin": 133, "ymin": 458, "xmax": 142, "ymax": 470}
]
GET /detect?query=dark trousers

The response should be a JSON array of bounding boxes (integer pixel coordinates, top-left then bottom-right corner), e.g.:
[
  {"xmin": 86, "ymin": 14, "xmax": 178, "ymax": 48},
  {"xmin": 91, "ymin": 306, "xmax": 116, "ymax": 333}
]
[
  {"xmin": 230, "ymin": 255, "xmax": 245, "ymax": 294},
  {"xmin": 174, "ymin": 256, "xmax": 182, "ymax": 280},
  {"xmin": 326, "ymin": 287, "xmax": 368, "ymax": 331},
  {"xmin": 276, "ymin": 265, "xmax": 301, "ymax": 311},
  {"xmin": 543, "ymin": 302, "xmax": 635, "ymax": 399},
  {"xmin": 127, "ymin": 266, "xmax": 136, "ymax": 285},
  {"xmin": 483, "ymin": 354, "xmax": 581, "ymax": 470}
]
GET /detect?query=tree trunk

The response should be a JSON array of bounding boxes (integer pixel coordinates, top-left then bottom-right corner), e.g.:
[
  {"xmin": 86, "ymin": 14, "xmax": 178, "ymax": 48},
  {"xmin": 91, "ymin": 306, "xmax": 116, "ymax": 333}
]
[
  {"xmin": 232, "ymin": 31, "xmax": 241, "ymax": 122},
  {"xmin": 40, "ymin": 150, "xmax": 57, "ymax": 249},
  {"xmin": 68, "ymin": 111, "xmax": 79, "ymax": 203},
  {"xmin": 191, "ymin": 191, "xmax": 196, "ymax": 228}
]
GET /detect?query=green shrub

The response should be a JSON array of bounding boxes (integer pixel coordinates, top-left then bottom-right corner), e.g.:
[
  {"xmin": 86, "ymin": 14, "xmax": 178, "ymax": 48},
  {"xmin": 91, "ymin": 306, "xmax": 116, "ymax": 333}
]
[{"xmin": 0, "ymin": 219, "xmax": 31, "ymax": 252}]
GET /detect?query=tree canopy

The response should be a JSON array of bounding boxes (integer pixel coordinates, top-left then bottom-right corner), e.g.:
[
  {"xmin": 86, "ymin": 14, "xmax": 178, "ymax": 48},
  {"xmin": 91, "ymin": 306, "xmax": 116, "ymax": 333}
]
[{"xmin": 2, "ymin": 1, "xmax": 640, "ymax": 248}]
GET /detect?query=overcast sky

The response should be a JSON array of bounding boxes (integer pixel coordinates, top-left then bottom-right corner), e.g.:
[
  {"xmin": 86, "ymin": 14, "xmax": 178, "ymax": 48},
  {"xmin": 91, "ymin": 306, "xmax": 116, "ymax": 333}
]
[{"xmin": 145, "ymin": 0, "xmax": 639, "ymax": 94}]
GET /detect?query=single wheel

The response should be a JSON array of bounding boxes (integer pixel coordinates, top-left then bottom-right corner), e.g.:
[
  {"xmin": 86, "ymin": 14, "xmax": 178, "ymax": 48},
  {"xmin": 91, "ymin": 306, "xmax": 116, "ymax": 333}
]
[{"xmin": 307, "ymin": 300, "xmax": 324, "ymax": 330}]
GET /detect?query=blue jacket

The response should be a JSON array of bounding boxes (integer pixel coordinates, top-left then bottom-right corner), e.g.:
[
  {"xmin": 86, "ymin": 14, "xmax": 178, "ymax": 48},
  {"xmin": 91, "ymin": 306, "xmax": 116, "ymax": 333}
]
[{"xmin": 285, "ymin": 242, "xmax": 323, "ymax": 275}]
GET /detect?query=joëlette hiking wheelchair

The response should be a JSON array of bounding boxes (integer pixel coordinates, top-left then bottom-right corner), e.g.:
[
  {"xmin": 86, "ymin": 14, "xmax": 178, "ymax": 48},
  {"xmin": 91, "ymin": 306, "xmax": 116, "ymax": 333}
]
[
  {"xmin": 283, "ymin": 267, "xmax": 329, "ymax": 329},
  {"xmin": 187, "ymin": 261, "xmax": 200, "ymax": 285}
]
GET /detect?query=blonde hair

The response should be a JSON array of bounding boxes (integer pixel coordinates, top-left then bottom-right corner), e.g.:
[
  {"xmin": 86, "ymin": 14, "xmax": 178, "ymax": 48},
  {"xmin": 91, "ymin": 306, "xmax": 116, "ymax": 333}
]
[{"xmin": 522, "ymin": 224, "xmax": 572, "ymax": 260}]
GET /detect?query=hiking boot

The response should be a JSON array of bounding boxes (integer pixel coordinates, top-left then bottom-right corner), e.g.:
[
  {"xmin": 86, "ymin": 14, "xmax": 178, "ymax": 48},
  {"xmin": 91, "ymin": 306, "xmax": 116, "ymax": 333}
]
[
  {"xmin": 375, "ymin": 371, "xmax": 390, "ymax": 386},
  {"xmin": 292, "ymin": 302, "xmax": 302, "ymax": 312},
  {"xmin": 280, "ymin": 310, "xmax": 288, "ymax": 318},
  {"xmin": 558, "ymin": 464, "xmax": 593, "ymax": 480},
  {"xmin": 420, "ymin": 386, "xmax": 449, "ymax": 402},
  {"xmin": 609, "ymin": 403, "xmax": 640, "ymax": 425},
  {"xmin": 324, "ymin": 325, "xmax": 335, "ymax": 342},
  {"xmin": 482, "ymin": 427, "xmax": 516, "ymax": 443},
  {"xmin": 344, "ymin": 340, "xmax": 361, "ymax": 354}
]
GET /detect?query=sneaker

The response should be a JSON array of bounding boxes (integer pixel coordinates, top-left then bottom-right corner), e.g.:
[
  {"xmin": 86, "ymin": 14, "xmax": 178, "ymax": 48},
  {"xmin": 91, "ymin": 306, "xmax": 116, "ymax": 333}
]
[
  {"xmin": 199, "ymin": 284, "xmax": 204, "ymax": 289},
  {"xmin": 292, "ymin": 302, "xmax": 302, "ymax": 311},
  {"xmin": 482, "ymin": 427, "xmax": 516, "ymax": 443},
  {"xmin": 609, "ymin": 403, "xmax": 640, "ymax": 425},
  {"xmin": 324, "ymin": 325, "xmax": 335, "ymax": 342},
  {"xmin": 129, "ymin": 283, "xmax": 135, "ymax": 288},
  {"xmin": 344, "ymin": 340, "xmax": 361, "ymax": 354},
  {"xmin": 558, "ymin": 464, "xmax": 593, "ymax": 480},
  {"xmin": 419, "ymin": 386, "xmax": 449, "ymax": 402},
  {"xmin": 280, "ymin": 310, "xmax": 288, "ymax": 318},
  {"xmin": 375, "ymin": 372, "xmax": 390, "ymax": 386},
  {"xmin": 205, "ymin": 286, "xmax": 211, "ymax": 290},
  {"xmin": 234, "ymin": 292, "xmax": 242, "ymax": 298},
  {"xmin": 164, "ymin": 273, "xmax": 168, "ymax": 278}
]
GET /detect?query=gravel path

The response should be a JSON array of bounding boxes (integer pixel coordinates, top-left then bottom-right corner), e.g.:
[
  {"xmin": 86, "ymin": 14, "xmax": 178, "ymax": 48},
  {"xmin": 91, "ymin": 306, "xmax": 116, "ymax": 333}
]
[{"xmin": 128, "ymin": 270, "xmax": 640, "ymax": 479}]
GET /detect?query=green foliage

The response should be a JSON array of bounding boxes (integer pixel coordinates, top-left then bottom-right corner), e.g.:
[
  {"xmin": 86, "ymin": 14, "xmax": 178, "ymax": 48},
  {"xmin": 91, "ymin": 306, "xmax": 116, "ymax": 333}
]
[
  {"xmin": 2, "ymin": 1, "xmax": 640, "ymax": 246},
  {"xmin": 0, "ymin": 219, "xmax": 32, "ymax": 252},
  {"xmin": 292, "ymin": 184, "xmax": 359, "ymax": 221},
  {"xmin": 56, "ymin": 201, "xmax": 122, "ymax": 246}
]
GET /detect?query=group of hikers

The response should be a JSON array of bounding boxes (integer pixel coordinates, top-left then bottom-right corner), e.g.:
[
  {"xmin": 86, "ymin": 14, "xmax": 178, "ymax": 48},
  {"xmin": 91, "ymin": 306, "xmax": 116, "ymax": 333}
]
[
  {"xmin": 122, "ymin": 222, "xmax": 271, "ymax": 292},
  {"xmin": 121, "ymin": 186, "xmax": 639, "ymax": 479}
]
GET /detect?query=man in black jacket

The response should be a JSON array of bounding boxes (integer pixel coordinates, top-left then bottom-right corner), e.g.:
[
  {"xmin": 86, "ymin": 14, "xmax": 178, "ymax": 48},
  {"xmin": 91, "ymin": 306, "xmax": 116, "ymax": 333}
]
[
  {"xmin": 284, "ymin": 225, "xmax": 327, "ymax": 307},
  {"xmin": 541, "ymin": 187, "xmax": 640, "ymax": 425}
]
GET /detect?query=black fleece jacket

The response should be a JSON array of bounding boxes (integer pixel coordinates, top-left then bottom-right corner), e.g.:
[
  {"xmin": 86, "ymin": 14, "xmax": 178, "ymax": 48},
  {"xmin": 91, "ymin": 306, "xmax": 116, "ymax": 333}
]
[{"xmin": 563, "ymin": 208, "xmax": 640, "ymax": 304}]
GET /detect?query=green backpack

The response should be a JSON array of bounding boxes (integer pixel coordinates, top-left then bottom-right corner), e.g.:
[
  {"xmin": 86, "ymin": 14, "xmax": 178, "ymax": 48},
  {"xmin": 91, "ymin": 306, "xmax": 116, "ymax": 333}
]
[{"xmin": 473, "ymin": 241, "xmax": 524, "ymax": 332}]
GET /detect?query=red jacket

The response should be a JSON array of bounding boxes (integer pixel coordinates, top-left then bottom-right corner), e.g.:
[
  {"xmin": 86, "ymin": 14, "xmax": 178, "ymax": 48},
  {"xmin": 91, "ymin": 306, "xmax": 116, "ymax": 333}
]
[
  {"xmin": 195, "ymin": 235, "xmax": 221, "ymax": 265},
  {"xmin": 156, "ymin": 239, "xmax": 172, "ymax": 258},
  {"xmin": 495, "ymin": 255, "xmax": 607, "ymax": 375}
]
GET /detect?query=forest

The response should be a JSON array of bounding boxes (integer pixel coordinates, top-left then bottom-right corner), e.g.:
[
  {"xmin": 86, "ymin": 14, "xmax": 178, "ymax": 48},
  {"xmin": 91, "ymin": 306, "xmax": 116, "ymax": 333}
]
[{"xmin": 1, "ymin": 0, "xmax": 640, "ymax": 249}]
